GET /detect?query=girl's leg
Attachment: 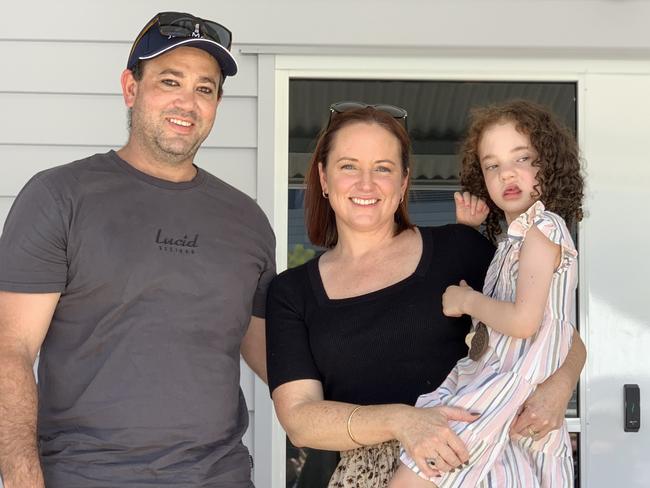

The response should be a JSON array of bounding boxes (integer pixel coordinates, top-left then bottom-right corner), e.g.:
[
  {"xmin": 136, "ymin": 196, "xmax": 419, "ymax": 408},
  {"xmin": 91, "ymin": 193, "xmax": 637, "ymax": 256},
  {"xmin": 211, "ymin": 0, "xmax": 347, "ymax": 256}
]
[{"xmin": 388, "ymin": 464, "xmax": 438, "ymax": 488}]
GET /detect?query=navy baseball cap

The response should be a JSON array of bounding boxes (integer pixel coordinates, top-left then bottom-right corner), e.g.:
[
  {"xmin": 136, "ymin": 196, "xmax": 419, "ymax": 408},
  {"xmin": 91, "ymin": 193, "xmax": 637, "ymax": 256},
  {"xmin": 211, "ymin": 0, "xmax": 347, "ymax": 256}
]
[{"xmin": 127, "ymin": 12, "xmax": 237, "ymax": 77}]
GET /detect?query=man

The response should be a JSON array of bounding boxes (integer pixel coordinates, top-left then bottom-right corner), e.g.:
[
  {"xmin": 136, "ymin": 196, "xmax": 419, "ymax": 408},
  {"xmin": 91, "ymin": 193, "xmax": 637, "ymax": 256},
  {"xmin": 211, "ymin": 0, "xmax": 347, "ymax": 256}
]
[{"xmin": 0, "ymin": 12, "xmax": 274, "ymax": 488}]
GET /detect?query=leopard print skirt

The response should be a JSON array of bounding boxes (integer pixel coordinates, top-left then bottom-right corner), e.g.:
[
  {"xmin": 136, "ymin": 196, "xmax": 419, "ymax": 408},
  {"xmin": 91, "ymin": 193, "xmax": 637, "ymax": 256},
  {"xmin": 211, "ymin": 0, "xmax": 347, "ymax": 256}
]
[{"xmin": 327, "ymin": 440, "xmax": 401, "ymax": 488}]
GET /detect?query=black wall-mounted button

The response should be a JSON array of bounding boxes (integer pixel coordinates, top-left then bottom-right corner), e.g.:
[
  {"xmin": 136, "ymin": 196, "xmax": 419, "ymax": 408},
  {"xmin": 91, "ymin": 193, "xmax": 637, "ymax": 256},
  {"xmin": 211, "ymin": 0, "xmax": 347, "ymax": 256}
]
[{"xmin": 624, "ymin": 384, "xmax": 640, "ymax": 432}]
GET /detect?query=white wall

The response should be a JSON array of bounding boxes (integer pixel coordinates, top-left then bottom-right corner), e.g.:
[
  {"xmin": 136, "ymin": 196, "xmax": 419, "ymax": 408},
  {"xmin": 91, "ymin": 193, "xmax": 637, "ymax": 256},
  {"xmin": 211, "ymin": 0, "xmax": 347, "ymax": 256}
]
[
  {"xmin": 4, "ymin": 0, "xmax": 650, "ymax": 49},
  {"xmin": 581, "ymin": 73, "xmax": 650, "ymax": 487}
]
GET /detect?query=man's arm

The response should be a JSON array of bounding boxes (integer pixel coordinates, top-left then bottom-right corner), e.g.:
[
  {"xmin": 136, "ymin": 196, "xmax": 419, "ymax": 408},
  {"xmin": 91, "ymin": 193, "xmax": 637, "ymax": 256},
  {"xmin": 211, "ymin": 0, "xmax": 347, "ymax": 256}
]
[
  {"xmin": 240, "ymin": 315, "xmax": 267, "ymax": 384},
  {"xmin": 0, "ymin": 291, "xmax": 59, "ymax": 488}
]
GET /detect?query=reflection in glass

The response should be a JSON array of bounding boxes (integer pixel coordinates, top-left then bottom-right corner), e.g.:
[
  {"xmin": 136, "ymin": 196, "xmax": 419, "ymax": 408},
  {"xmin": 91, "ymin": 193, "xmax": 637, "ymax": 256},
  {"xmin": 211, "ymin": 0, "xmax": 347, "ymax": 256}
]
[{"xmin": 571, "ymin": 433, "xmax": 580, "ymax": 487}]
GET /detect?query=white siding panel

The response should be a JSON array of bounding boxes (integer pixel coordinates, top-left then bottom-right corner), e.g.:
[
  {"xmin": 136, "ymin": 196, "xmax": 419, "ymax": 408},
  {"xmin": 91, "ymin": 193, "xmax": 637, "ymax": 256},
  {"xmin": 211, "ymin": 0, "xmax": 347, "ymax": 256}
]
[
  {"xmin": 0, "ymin": 146, "xmax": 257, "ymax": 198},
  {"xmin": 0, "ymin": 146, "xmax": 106, "ymax": 194},
  {"xmin": 0, "ymin": 197, "xmax": 13, "ymax": 228},
  {"xmin": 240, "ymin": 360, "xmax": 254, "ymax": 408},
  {"xmin": 0, "ymin": 94, "xmax": 257, "ymax": 148},
  {"xmin": 240, "ymin": 361, "xmax": 255, "ymax": 463},
  {"xmin": 195, "ymin": 147, "xmax": 257, "ymax": 198},
  {"xmin": 242, "ymin": 412, "xmax": 254, "ymax": 458},
  {"xmin": 5, "ymin": 1, "xmax": 650, "ymax": 50},
  {"xmin": 0, "ymin": 41, "xmax": 257, "ymax": 97}
]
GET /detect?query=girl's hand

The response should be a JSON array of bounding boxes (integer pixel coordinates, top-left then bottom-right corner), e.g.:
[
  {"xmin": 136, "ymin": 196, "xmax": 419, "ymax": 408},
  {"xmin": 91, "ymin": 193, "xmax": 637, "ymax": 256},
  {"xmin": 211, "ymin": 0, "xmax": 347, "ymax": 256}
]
[
  {"xmin": 395, "ymin": 405, "xmax": 478, "ymax": 478},
  {"xmin": 442, "ymin": 280, "xmax": 473, "ymax": 317},
  {"xmin": 454, "ymin": 191, "xmax": 489, "ymax": 229}
]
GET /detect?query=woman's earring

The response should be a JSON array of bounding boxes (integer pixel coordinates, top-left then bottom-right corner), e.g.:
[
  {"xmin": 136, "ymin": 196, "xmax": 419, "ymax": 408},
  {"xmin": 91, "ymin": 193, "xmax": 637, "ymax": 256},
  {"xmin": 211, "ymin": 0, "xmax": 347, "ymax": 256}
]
[{"xmin": 322, "ymin": 191, "xmax": 329, "ymax": 199}]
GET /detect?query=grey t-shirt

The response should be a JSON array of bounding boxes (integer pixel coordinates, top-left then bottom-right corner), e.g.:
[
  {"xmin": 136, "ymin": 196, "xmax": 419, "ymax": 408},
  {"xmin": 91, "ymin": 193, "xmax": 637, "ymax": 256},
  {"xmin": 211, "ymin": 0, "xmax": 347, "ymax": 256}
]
[{"xmin": 0, "ymin": 151, "xmax": 276, "ymax": 487}]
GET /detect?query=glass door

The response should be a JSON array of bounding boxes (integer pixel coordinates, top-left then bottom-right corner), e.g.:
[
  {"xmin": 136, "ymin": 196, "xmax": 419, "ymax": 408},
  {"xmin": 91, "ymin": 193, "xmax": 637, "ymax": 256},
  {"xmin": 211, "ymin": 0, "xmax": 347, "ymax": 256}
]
[{"xmin": 285, "ymin": 78, "xmax": 579, "ymax": 487}]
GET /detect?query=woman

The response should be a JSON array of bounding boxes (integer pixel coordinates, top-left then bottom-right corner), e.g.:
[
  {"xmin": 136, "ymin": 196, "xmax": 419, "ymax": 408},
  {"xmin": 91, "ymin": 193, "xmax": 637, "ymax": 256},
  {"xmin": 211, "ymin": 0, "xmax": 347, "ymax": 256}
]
[{"xmin": 266, "ymin": 103, "xmax": 585, "ymax": 487}]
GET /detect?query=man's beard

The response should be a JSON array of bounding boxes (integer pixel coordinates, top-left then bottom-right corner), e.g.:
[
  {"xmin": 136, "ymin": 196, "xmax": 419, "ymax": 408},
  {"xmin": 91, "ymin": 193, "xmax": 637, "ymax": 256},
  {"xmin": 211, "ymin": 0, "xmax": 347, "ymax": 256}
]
[{"xmin": 128, "ymin": 107, "xmax": 206, "ymax": 165}]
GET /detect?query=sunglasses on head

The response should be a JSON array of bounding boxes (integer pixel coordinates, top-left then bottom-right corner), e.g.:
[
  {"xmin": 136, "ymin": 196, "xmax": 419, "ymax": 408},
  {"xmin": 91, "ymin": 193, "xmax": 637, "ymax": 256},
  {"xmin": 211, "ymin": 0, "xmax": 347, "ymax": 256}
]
[
  {"xmin": 327, "ymin": 101, "xmax": 408, "ymax": 130},
  {"xmin": 129, "ymin": 12, "xmax": 232, "ymax": 62}
]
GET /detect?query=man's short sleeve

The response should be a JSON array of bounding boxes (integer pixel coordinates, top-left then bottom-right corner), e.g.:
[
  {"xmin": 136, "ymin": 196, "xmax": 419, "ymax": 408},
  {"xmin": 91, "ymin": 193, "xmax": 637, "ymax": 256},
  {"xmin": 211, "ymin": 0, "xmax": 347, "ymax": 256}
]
[{"xmin": 0, "ymin": 176, "xmax": 68, "ymax": 292}]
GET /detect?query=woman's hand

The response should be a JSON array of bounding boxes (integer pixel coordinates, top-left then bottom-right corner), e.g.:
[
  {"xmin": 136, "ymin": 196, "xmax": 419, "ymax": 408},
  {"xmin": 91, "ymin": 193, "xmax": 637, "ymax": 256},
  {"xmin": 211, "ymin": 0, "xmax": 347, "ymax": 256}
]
[
  {"xmin": 511, "ymin": 331, "xmax": 584, "ymax": 440},
  {"xmin": 455, "ymin": 191, "xmax": 489, "ymax": 229},
  {"xmin": 394, "ymin": 405, "xmax": 479, "ymax": 478},
  {"xmin": 510, "ymin": 375, "xmax": 572, "ymax": 440},
  {"xmin": 442, "ymin": 280, "xmax": 473, "ymax": 317}
]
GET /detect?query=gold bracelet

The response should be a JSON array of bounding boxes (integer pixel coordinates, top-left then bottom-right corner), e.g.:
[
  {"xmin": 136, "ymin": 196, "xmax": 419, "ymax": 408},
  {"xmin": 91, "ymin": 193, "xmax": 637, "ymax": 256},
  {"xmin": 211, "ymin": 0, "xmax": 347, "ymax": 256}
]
[{"xmin": 346, "ymin": 405, "xmax": 366, "ymax": 447}]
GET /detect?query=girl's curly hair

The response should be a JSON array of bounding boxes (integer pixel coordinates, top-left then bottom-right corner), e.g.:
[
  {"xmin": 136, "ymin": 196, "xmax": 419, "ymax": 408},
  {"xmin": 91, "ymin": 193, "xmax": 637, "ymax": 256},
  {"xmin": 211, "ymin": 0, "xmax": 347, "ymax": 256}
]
[{"xmin": 459, "ymin": 100, "xmax": 584, "ymax": 243}]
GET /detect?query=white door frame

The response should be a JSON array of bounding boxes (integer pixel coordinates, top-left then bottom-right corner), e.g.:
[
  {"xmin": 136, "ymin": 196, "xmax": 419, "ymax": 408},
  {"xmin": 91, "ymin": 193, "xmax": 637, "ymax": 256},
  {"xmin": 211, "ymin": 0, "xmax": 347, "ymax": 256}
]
[{"xmin": 252, "ymin": 49, "xmax": 650, "ymax": 488}]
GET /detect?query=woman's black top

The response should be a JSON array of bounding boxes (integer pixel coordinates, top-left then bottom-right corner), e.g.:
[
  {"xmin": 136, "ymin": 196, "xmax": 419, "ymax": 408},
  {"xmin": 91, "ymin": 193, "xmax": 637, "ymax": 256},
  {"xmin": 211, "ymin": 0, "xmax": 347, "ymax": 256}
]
[{"xmin": 266, "ymin": 225, "xmax": 494, "ymax": 406}]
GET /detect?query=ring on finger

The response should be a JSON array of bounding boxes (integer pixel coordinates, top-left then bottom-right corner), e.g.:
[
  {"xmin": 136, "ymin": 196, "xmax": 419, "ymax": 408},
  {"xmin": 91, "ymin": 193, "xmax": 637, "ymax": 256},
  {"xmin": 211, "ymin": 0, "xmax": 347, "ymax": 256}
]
[
  {"xmin": 425, "ymin": 457, "xmax": 437, "ymax": 467},
  {"xmin": 527, "ymin": 426, "xmax": 538, "ymax": 437}
]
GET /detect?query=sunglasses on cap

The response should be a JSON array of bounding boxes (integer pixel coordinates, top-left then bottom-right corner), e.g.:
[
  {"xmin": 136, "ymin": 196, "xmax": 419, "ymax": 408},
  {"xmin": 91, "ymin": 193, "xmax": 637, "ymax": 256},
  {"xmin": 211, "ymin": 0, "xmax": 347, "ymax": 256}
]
[
  {"xmin": 327, "ymin": 101, "xmax": 408, "ymax": 130},
  {"xmin": 127, "ymin": 12, "xmax": 235, "ymax": 74},
  {"xmin": 156, "ymin": 12, "xmax": 231, "ymax": 48}
]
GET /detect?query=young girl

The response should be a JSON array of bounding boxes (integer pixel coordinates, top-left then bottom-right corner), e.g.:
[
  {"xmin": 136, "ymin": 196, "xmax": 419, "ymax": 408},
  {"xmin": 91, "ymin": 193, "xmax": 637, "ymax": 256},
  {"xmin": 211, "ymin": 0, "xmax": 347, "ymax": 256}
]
[{"xmin": 389, "ymin": 100, "xmax": 584, "ymax": 487}]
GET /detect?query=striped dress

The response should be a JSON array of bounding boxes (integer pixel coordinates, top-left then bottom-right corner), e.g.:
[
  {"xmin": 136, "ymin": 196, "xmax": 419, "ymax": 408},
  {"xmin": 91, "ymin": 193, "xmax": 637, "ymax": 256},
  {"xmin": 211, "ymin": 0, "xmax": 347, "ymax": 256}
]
[{"xmin": 400, "ymin": 201, "xmax": 576, "ymax": 487}]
